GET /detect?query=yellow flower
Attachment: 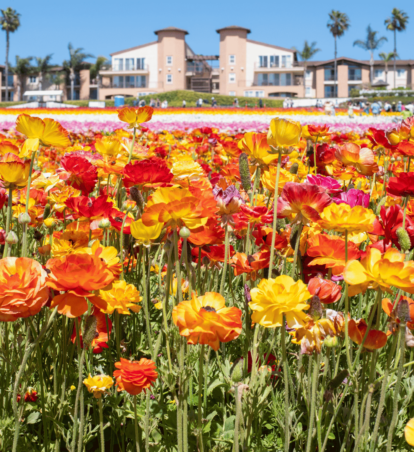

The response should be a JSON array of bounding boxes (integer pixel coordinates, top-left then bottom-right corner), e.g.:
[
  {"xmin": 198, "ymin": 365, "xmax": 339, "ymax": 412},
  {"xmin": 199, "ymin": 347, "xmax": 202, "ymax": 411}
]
[
  {"xmin": 267, "ymin": 117, "xmax": 302, "ymax": 149},
  {"xmin": 99, "ymin": 280, "xmax": 142, "ymax": 315},
  {"xmin": 405, "ymin": 418, "xmax": 414, "ymax": 446},
  {"xmin": 0, "ymin": 153, "xmax": 31, "ymax": 188},
  {"xmin": 16, "ymin": 114, "xmax": 71, "ymax": 148},
  {"xmin": 318, "ymin": 203, "xmax": 376, "ymax": 233},
  {"xmin": 343, "ymin": 247, "xmax": 414, "ymax": 296},
  {"xmin": 172, "ymin": 160, "xmax": 205, "ymax": 183},
  {"xmin": 83, "ymin": 374, "xmax": 113, "ymax": 398},
  {"xmin": 130, "ymin": 219, "xmax": 163, "ymax": 247},
  {"xmin": 70, "ymin": 385, "xmax": 76, "ymax": 391},
  {"xmin": 290, "ymin": 318, "xmax": 336, "ymax": 355},
  {"xmin": 238, "ymin": 132, "xmax": 277, "ymax": 166},
  {"xmin": 95, "ymin": 136, "xmax": 123, "ymax": 158},
  {"xmin": 52, "ymin": 231, "xmax": 89, "ymax": 257},
  {"xmin": 44, "ymin": 217, "xmax": 56, "ymax": 229},
  {"xmin": 261, "ymin": 167, "xmax": 298, "ymax": 194},
  {"xmin": 47, "ymin": 185, "xmax": 81, "ymax": 212},
  {"xmin": 249, "ymin": 276, "xmax": 311, "ymax": 328}
]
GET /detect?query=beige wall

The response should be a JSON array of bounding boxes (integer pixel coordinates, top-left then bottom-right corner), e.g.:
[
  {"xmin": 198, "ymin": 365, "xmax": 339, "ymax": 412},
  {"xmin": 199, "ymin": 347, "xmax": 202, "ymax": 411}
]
[
  {"xmin": 337, "ymin": 65, "xmax": 348, "ymax": 97},
  {"xmin": 80, "ymin": 69, "xmax": 90, "ymax": 100},
  {"xmin": 316, "ymin": 68, "xmax": 324, "ymax": 98},
  {"xmin": 157, "ymin": 30, "xmax": 187, "ymax": 91},
  {"xmin": 361, "ymin": 67, "xmax": 370, "ymax": 87},
  {"xmin": 218, "ymin": 29, "xmax": 248, "ymax": 96}
]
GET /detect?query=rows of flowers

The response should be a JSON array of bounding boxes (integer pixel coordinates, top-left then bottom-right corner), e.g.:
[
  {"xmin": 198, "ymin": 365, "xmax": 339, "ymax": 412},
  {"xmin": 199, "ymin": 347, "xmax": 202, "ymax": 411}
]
[{"xmin": 1, "ymin": 106, "xmax": 414, "ymax": 451}]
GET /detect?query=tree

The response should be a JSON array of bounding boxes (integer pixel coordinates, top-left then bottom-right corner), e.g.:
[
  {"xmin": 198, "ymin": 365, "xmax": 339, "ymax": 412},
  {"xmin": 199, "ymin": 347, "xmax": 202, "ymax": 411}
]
[
  {"xmin": 378, "ymin": 51, "xmax": 398, "ymax": 86},
  {"xmin": 296, "ymin": 41, "xmax": 320, "ymax": 97},
  {"xmin": 63, "ymin": 43, "xmax": 93, "ymax": 100},
  {"xmin": 327, "ymin": 10, "xmax": 350, "ymax": 97},
  {"xmin": 385, "ymin": 8, "xmax": 409, "ymax": 88},
  {"xmin": 90, "ymin": 56, "xmax": 108, "ymax": 100},
  {"xmin": 353, "ymin": 25, "xmax": 387, "ymax": 84},
  {"xmin": 12, "ymin": 56, "xmax": 32, "ymax": 101},
  {"xmin": 0, "ymin": 8, "xmax": 21, "ymax": 101},
  {"xmin": 35, "ymin": 54, "xmax": 53, "ymax": 90},
  {"xmin": 47, "ymin": 72, "xmax": 65, "ymax": 91}
]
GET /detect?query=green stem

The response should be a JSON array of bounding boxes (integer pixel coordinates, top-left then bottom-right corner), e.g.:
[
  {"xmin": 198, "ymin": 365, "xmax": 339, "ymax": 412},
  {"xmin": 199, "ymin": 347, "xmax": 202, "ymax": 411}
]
[
  {"xmin": 219, "ymin": 224, "xmax": 229, "ymax": 295},
  {"xmin": 145, "ymin": 391, "xmax": 150, "ymax": 452},
  {"xmin": 22, "ymin": 150, "xmax": 37, "ymax": 257},
  {"xmin": 134, "ymin": 395, "xmax": 141, "ymax": 452},
  {"xmin": 3, "ymin": 185, "xmax": 13, "ymax": 258},
  {"xmin": 281, "ymin": 320, "xmax": 290, "ymax": 452},
  {"xmin": 197, "ymin": 344, "xmax": 205, "ymax": 452},
  {"xmin": 128, "ymin": 127, "xmax": 137, "ymax": 164},
  {"xmin": 98, "ymin": 399, "xmax": 105, "ymax": 452},
  {"xmin": 268, "ymin": 150, "xmax": 282, "ymax": 278},
  {"xmin": 142, "ymin": 249, "xmax": 154, "ymax": 358},
  {"xmin": 305, "ymin": 354, "xmax": 319, "ymax": 452},
  {"xmin": 233, "ymin": 385, "xmax": 241, "ymax": 452}
]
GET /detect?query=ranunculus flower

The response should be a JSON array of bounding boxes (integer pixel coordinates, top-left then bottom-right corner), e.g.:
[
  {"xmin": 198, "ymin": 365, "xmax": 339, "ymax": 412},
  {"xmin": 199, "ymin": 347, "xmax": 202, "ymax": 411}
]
[
  {"xmin": 172, "ymin": 292, "xmax": 242, "ymax": 351},
  {"xmin": 335, "ymin": 142, "xmax": 378, "ymax": 176},
  {"xmin": 83, "ymin": 374, "xmax": 113, "ymax": 398},
  {"xmin": 348, "ymin": 318, "xmax": 387, "ymax": 351},
  {"xmin": 319, "ymin": 203, "xmax": 376, "ymax": 233},
  {"xmin": 308, "ymin": 277, "xmax": 342, "ymax": 304},
  {"xmin": 0, "ymin": 257, "xmax": 49, "ymax": 321},
  {"xmin": 59, "ymin": 154, "xmax": 98, "ymax": 195},
  {"xmin": 99, "ymin": 280, "xmax": 142, "ymax": 315},
  {"xmin": 267, "ymin": 117, "xmax": 302, "ymax": 149},
  {"xmin": 306, "ymin": 175, "xmax": 342, "ymax": 195},
  {"xmin": 238, "ymin": 132, "xmax": 276, "ymax": 166},
  {"xmin": 65, "ymin": 195, "xmax": 113, "ymax": 220},
  {"xmin": 249, "ymin": 276, "xmax": 311, "ymax": 328},
  {"xmin": 117, "ymin": 106, "xmax": 154, "ymax": 128},
  {"xmin": 123, "ymin": 157, "xmax": 173, "ymax": 189},
  {"xmin": 0, "ymin": 153, "xmax": 31, "ymax": 188},
  {"xmin": 387, "ymin": 172, "xmax": 414, "ymax": 198},
  {"xmin": 113, "ymin": 358, "xmax": 158, "ymax": 395},
  {"xmin": 332, "ymin": 188, "xmax": 370, "ymax": 208}
]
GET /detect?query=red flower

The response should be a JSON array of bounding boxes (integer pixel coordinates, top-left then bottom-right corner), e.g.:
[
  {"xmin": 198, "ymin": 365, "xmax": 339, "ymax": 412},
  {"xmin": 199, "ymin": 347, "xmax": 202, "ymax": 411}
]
[
  {"xmin": 108, "ymin": 208, "xmax": 133, "ymax": 234},
  {"xmin": 387, "ymin": 172, "xmax": 414, "ymax": 198},
  {"xmin": 114, "ymin": 358, "xmax": 158, "ymax": 395},
  {"xmin": 123, "ymin": 157, "xmax": 173, "ymax": 189},
  {"xmin": 59, "ymin": 154, "xmax": 98, "ymax": 195},
  {"xmin": 308, "ymin": 276, "xmax": 342, "ymax": 304},
  {"xmin": 367, "ymin": 127, "xmax": 396, "ymax": 151},
  {"xmin": 237, "ymin": 205, "xmax": 273, "ymax": 226},
  {"xmin": 65, "ymin": 195, "xmax": 113, "ymax": 220},
  {"xmin": 24, "ymin": 389, "xmax": 38, "ymax": 403},
  {"xmin": 191, "ymin": 244, "xmax": 235, "ymax": 268},
  {"xmin": 348, "ymin": 319, "xmax": 387, "ymax": 351},
  {"xmin": 308, "ymin": 124, "xmax": 330, "ymax": 138}
]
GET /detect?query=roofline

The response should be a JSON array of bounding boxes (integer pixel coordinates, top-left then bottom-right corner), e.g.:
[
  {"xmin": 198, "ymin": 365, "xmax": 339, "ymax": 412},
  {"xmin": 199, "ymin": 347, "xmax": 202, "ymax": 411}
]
[
  {"xmin": 247, "ymin": 39, "xmax": 296, "ymax": 55},
  {"xmin": 154, "ymin": 27, "xmax": 188, "ymax": 35},
  {"xmin": 110, "ymin": 41, "xmax": 158, "ymax": 56},
  {"xmin": 216, "ymin": 26, "xmax": 251, "ymax": 34},
  {"xmin": 304, "ymin": 57, "xmax": 414, "ymax": 67}
]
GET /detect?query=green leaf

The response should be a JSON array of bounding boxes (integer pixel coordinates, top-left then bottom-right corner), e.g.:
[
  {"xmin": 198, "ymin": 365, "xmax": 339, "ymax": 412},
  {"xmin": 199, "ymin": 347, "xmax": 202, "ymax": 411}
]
[
  {"xmin": 328, "ymin": 432, "xmax": 335, "ymax": 440},
  {"xmin": 26, "ymin": 412, "xmax": 41, "ymax": 424}
]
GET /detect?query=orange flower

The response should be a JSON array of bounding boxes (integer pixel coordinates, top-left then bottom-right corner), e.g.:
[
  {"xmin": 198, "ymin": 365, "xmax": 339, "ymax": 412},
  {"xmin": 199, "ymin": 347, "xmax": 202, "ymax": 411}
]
[
  {"xmin": 0, "ymin": 257, "xmax": 49, "ymax": 321},
  {"xmin": 142, "ymin": 186, "xmax": 210, "ymax": 231},
  {"xmin": 308, "ymin": 276, "xmax": 342, "ymax": 304},
  {"xmin": 335, "ymin": 142, "xmax": 378, "ymax": 176},
  {"xmin": 46, "ymin": 253, "xmax": 114, "ymax": 317},
  {"xmin": 348, "ymin": 319, "xmax": 387, "ymax": 351},
  {"xmin": 172, "ymin": 292, "xmax": 242, "ymax": 351},
  {"xmin": 16, "ymin": 114, "xmax": 71, "ymax": 148},
  {"xmin": 113, "ymin": 358, "xmax": 158, "ymax": 395},
  {"xmin": 238, "ymin": 132, "xmax": 276, "ymax": 166},
  {"xmin": 306, "ymin": 234, "xmax": 361, "ymax": 275},
  {"xmin": 117, "ymin": 106, "xmax": 154, "ymax": 128}
]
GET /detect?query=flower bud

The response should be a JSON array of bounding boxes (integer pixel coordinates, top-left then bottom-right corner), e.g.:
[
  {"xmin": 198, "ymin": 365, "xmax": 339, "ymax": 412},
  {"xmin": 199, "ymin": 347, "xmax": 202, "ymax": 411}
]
[
  {"xmin": 239, "ymin": 153, "xmax": 252, "ymax": 192},
  {"xmin": 43, "ymin": 204, "xmax": 51, "ymax": 220},
  {"xmin": 99, "ymin": 218, "xmax": 111, "ymax": 229},
  {"xmin": 231, "ymin": 359, "xmax": 244, "ymax": 383},
  {"xmin": 397, "ymin": 227, "xmax": 411, "ymax": 252},
  {"xmin": 83, "ymin": 315, "xmax": 98, "ymax": 349},
  {"xmin": 18, "ymin": 212, "xmax": 31, "ymax": 225},
  {"xmin": 324, "ymin": 336, "xmax": 339, "ymax": 348},
  {"xmin": 289, "ymin": 162, "xmax": 299, "ymax": 175},
  {"xmin": 309, "ymin": 295, "xmax": 323, "ymax": 321},
  {"xmin": 5, "ymin": 231, "xmax": 18, "ymax": 245},
  {"xmin": 130, "ymin": 186, "xmax": 145, "ymax": 211},
  {"xmin": 179, "ymin": 227, "xmax": 191, "ymax": 239},
  {"xmin": 397, "ymin": 298, "xmax": 410, "ymax": 324}
]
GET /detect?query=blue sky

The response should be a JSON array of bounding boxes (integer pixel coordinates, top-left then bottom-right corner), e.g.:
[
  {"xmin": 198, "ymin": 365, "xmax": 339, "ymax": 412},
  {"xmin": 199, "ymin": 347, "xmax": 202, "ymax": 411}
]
[{"xmin": 5, "ymin": 0, "xmax": 414, "ymax": 66}]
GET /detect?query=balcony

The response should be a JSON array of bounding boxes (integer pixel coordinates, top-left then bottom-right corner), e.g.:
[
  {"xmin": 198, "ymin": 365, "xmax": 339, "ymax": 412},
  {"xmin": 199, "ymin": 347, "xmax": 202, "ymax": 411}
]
[
  {"xmin": 101, "ymin": 81, "xmax": 163, "ymax": 90},
  {"xmin": 254, "ymin": 62, "xmax": 303, "ymax": 72},
  {"xmin": 100, "ymin": 64, "xmax": 149, "ymax": 76}
]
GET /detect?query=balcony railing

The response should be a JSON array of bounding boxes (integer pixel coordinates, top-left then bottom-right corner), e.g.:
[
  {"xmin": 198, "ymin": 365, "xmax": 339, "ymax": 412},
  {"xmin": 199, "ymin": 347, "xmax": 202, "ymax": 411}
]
[
  {"xmin": 348, "ymin": 74, "xmax": 362, "ymax": 81},
  {"xmin": 254, "ymin": 62, "xmax": 302, "ymax": 70},
  {"xmin": 105, "ymin": 64, "xmax": 149, "ymax": 72},
  {"xmin": 101, "ymin": 81, "xmax": 163, "ymax": 89}
]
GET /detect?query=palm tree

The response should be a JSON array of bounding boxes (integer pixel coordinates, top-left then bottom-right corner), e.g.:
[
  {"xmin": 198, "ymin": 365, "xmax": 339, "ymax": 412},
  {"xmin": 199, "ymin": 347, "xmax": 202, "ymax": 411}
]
[
  {"xmin": 327, "ymin": 10, "xmax": 350, "ymax": 96},
  {"xmin": 47, "ymin": 72, "xmax": 65, "ymax": 91},
  {"xmin": 378, "ymin": 52, "xmax": 398, "ymax": 86},
  {"xmin": 0, "ymin": 8, "xmax": 21, "ymax": 101},
  {"xmin": 35, "ymin": 54, "xmax": 53, "ymax": 90},
  {"xmin": 90, "ymin": 56, "xmax": 108, "ymax": 100},
  {"xmin": 63, "ymin": 43, "xmax": 93, "ymax": 100},
  {"xmin": 353, "ymin": 26, "xmax": 387, "ymax": 84},
  {"xmin": 12, "ymin": 56, "xmax": 32, "ymax": 101},
  {"xmin": 296, "ymin": 41, "xmax": 320, "ymax": 97},
  {"xmin": 385, "ymin": 8, "xmax": 409, "ymax": 88}
]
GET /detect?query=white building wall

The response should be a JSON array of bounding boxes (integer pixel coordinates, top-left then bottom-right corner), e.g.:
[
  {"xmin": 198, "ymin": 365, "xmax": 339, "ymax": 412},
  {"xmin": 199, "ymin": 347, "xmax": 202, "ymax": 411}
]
[
  {"xmin": 245, "ymin": 41, "xmax": 295, "ymax": 86},
  {"xmin": 111, "ymin": 42, "xmax": 158, "ymax": 87}
]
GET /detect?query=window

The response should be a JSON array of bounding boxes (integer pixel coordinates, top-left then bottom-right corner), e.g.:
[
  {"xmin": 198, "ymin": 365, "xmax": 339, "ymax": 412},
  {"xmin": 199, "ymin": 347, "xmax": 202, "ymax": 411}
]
[
  {"xmin": 348, "ymin": 66, "xmax": 362, "ymax": 81},
  {"xmin": 229, "ymin": 73, "xmax": 236, "ymax": 83},
  {"xmin": 113, "ymin": 76, "xmax": 124, "ymax": 88},
  {"xmin": 113, "ymin": 58, "xmax": 123, "ymax": 71},
  {"xmin": 125, "ymin": 76, "xmax": 135, "ymax": 88},
  {"xmin": 306, "ymin": 86, "xmax": 311, "ymax": 96},
  {"xmin": 397, "ymin": 69, "xmax": 406, "ymax": 77},
  {"xmin": 281, "ymin": 55, "xmax": 292, "ymax": 68},
  {"xmin": 229, "ymin": 91, "xmax": 236, "ymax": 96},
  {"xmin": 136, "ymin": 76, "xmax": 147, "ymax": 87},
  {"xmin": 259, "ymin": 56, "xmax": 268, "ymax": 68},
  {"xmin": 270, "ymin": 56, "xmax": 279, "ymax": 68},
  {"xmin": 166, "ymin": 56, "xmax": 173, "ymax": 65},
  {"xmin": 125, "ymin": 58, "xmax": 134, "ymax": 70},
  {"xmin": 281, "ymin": 73, "xmax": 292, "ymax": 86},
  {"xmin": 305, "ymin": 70, "xmax": 312, "ymax": 79},
  {"xmin": 374, "ymin": 69, "xmax": 384, "ymax": 79},
  {"xmin": 324, "ymin": 67, "xmax": 335, "ymax": 81},
  {"xmin": 244, "ymin": 90, "xmax": 265, "ymax": 97},
  {"xmin": 229, "ymin": 55, "xmax": 236, "ymax": 64},
  {"xmin": 136, "ymin": 58, "xmax": 145, "ymax": 70},
  {"xmin": 166, "ymin": 74, "xmax": 172, "ymax": 84},
  {"xmin": 324, "ymin": 85, "xmax": 337, "ymax": 98},
  {"xmin": 29, "ymin": 76, "xmax": 37, "ymax": 83}
]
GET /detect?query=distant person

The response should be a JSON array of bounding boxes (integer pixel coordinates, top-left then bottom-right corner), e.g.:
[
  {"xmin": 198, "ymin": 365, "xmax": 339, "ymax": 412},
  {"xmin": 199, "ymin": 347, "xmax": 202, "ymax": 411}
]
[
  {"xmin": 384, "ymin": 101, "xmax": 391, "ymax": 112},
  {"xmin": 212, "ymin": 97, "xmax": 217, "ymax": 107},
  {"xmin": 283, "ymin": 98, "xmax": 288, "ymax": 108},
  {"xmin": 149, "ymin": 98, "xmax": 155, "ymax": 107},
  {"xmin": 372, "ymin": 102, "xmax": 380, "ymax": 116},
  {"xmin": 139, "ymin": 99, "xmax": 146, "ymax": 107},
  {"xmin": 364, "ymin": 103, "xmax": 370, "ymax": 114},
  {"xmin": 348, "ymin": 102, "xmax": 354, "ymax": 118},
  {"xmin": 156, "ymin": 98, "xmax": 161, "ymax": 108},
  {"xmin": 392, "ymin": 102, "xmax": 396, "ymax": 112},
  {"xmin": 397, "ymin": 101, "xmax": 402, "ymax": 112},
  {"xmin": 233, "ymin": 98, "xmax": 239, "ymax": 108},
  {"xmin": 259, "ymin": 98, "xmax": 263, "ymax": 108},
  {"xmin": 324, "ymin": 101, "xmax": 332, "ymax": 115},
  {"xmin": 182, "ymin": 99, "xmax": 186, "ymax": 108}
]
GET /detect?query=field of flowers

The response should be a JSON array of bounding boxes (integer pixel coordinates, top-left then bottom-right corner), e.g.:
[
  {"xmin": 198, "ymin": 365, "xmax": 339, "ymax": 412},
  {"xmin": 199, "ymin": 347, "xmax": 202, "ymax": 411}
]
[{"xmin": 1, "ymin": 105, "xmax": 414, "ymax": 452}]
